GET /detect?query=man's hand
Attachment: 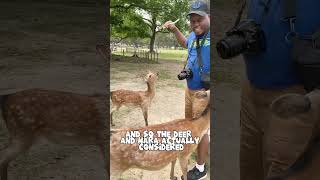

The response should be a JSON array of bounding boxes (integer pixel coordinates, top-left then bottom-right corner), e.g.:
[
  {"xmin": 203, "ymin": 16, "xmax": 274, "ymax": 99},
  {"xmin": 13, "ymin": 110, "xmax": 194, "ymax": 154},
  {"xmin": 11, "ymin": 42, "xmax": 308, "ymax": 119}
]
[
  {"xmin": 163, "ymin": 20, "xmax": 179, "ymax": 32},
  {"xmin": 162, "ymin": 19, "xmax": 186, "ymax": 48}
]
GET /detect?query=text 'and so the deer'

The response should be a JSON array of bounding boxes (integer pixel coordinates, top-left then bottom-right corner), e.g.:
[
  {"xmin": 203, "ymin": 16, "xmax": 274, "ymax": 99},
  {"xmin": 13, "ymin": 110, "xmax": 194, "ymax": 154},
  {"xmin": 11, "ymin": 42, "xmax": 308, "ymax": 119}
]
[{"xmin": 120, "ymin": 130, "xmax": 200, "ymax": 151}]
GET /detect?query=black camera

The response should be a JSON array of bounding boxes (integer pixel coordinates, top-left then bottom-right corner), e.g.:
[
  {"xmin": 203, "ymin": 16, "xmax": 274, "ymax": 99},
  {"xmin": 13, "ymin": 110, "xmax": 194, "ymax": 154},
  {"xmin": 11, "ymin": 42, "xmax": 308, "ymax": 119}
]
[
  {"xmin": 177, "ymin": 68, "xmax": 193, "ymax": 80},
  {"xmin": 216, "ymin": 19, "xmax": 266, "ymax": 59}
]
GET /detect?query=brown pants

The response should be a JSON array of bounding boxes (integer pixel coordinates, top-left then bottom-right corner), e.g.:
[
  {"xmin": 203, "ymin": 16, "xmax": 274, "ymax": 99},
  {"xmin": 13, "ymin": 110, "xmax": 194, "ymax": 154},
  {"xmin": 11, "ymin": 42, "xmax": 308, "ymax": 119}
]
[{"xmin": 239, "ymin": 81, "xmax": 320, "ymax": 180}]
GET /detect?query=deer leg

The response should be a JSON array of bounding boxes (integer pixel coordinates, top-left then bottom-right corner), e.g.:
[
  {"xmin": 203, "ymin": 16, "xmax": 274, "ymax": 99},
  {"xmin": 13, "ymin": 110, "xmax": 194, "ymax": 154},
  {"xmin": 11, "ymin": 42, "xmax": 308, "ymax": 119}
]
[
  {"xmin": 141, "ymin": 107, "xmax": 148, "ymax": 126},
  {"xmin": 179, "ymin": 155, "xmax": 189, "ymax": 180},
  {"xmin": 0, "ymin": 137, "xmax": 33, "ymax": 180},
  {"xmin": 110, "ymin": 105, "xmax": 119, "ymax": 126},
  {"xmin": 170, "ymin": 159, "xmax": 177, "ymax": 180}
]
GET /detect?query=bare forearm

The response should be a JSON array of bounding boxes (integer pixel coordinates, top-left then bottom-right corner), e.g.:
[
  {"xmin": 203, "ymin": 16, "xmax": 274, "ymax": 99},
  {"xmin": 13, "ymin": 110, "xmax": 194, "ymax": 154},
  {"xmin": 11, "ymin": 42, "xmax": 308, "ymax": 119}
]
[
  {"xmin": 162, "ymin": 21, "xmax": 187, "ymax": 48},
  {"xmin": 173, "ymin": 28, "xmax": 187, "ymax": 48}
]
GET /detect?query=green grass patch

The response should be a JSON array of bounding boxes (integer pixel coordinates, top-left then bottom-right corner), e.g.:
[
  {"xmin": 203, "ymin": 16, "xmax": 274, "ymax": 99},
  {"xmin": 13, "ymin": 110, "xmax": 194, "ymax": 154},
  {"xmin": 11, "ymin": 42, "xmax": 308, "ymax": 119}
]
[
  {"xmin": 157, "ymin": 49, "xmax": 187, "ymax": 61},
  {"xmin": 112, "ymin": 49, "xmax": 187, "ymax": 61},
  {"xmin": 111, "ymin": 54, "xmax": 159, "ymax": 64}
]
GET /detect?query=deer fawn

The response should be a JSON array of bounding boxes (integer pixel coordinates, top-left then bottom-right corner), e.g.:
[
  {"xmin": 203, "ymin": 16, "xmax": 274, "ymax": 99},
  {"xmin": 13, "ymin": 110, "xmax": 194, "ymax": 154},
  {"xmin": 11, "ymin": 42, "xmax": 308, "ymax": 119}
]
[
  {"xmin": 110, "ymin": 71, "xmax": 158, "ymax": 126},
  {"xmin": 110, "ymin": 90, "xmax": 210, "ymax": 180},
  {"xmin": 0, "ymin": 89, "xmax": 108, "ymax": 180}
]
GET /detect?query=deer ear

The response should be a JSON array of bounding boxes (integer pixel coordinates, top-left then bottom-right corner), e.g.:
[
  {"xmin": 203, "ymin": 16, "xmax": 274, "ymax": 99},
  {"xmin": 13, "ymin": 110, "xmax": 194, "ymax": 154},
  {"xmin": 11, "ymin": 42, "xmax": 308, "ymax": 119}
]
[{"xmin": 156, "ymin": 72, "xmax": 159, "ymax": 76}]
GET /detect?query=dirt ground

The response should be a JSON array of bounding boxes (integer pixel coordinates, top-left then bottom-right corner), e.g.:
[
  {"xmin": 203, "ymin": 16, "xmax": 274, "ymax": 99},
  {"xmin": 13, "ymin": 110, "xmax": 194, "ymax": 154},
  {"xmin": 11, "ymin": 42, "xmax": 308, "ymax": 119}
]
[{"xmin": 0, "ymin": 1, "xmax": 108, "ymax": 180}]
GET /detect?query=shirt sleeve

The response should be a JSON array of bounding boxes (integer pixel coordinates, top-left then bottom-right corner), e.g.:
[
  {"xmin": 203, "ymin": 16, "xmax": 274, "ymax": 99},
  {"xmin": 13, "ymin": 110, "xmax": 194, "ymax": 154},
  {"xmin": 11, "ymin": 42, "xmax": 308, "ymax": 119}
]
[{"xmin": 185, "ymin": 32, "xmax": 194, "ymax": 49}]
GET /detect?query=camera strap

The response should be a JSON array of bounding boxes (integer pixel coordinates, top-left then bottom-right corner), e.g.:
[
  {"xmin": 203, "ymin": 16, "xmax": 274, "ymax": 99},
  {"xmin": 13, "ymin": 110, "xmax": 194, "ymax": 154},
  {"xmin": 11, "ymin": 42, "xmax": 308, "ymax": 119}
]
[
  {"xmin": 196, "ymin": 31, "xmax": 209, "ymax": 73},
  {"xmin": 184, "ymin": 31, "xmax": 208, "ymax": 69},
  {"xmin": 234, "ymin": 0, "xmax": 247, "ymax": 27},
  {"xmin": 235, "ymin": 0, "xmax": 272, "ymax": 27},
  {"xmin": 185, "ymin": 38, "xmax": 197, "ymax": 68}
]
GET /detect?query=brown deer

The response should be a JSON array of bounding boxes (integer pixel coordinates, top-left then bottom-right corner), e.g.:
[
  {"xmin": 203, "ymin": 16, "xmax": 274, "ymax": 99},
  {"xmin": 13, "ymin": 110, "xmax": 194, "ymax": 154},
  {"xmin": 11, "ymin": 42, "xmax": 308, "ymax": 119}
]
[
  {"xmin": 267, "ymin": 89, "xmax": 320, "ymax": 180},
  {"xmin": 110, "ymin": 71, "xmax": 158, "ymax": 126},
  {"xmin": 0, "ymin": 89, "xmax": 108, "ymax": 180},
  {"xmin": 110, "ymin": 90, "xmax": 210, "ymax": 180}
]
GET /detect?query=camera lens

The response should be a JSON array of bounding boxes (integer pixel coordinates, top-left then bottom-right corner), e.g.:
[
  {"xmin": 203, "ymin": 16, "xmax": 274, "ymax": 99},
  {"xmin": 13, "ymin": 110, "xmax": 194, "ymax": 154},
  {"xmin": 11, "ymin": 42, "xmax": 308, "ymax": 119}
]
[
  {"xmin": 177, "ymin": 72, "xmax": 186, "ymax": 80},
  {"xmin": 177, "ymin": 69, "xmax": 192, "ymax": 80},
  {"xmin": 216, "ymin": 34, "xmax": 247, "ymax": 59}
]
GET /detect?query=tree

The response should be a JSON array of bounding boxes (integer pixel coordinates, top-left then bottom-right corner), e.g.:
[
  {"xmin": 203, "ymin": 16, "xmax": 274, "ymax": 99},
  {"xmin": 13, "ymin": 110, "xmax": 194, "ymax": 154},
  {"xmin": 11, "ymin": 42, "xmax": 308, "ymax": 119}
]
[{"xmin": 111, "ymin": 0, "xmax": 189, "ymax": 52}]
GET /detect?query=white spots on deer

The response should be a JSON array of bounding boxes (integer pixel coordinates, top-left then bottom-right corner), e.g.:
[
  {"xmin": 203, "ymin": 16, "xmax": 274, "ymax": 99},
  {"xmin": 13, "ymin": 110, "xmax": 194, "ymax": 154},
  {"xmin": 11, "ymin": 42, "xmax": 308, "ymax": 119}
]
[
  {"xmin": 110, "ymin": 71, "xmax": 159, "ymax": 126},
  {"xmin": 110, "ymin": 90, "xmax": 211, "ymax": 180},
  {"xmin": 0, "ymin": 89, "xmax": 108, "ymax": 180}
]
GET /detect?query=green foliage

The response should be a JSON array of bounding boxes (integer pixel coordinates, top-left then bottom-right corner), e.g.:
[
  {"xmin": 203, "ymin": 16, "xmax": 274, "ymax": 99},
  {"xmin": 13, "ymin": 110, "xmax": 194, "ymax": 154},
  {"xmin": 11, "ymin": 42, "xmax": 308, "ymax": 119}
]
[
  {"xmin": 111, "ymin": 0, "xmax": 189, "ymax": 50},
  {"xmin": 111, "ymin": 9, "xmax": 150, "ymax": 41}
]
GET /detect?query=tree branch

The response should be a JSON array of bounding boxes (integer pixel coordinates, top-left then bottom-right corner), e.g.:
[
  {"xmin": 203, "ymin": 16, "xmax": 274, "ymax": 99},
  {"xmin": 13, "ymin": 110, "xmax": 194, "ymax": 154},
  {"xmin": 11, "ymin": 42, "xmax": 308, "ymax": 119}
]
[
  {"xmin": 142, "ymin": 18, "xmax": 153, "ymax": 25},
  {"xmin": 111, "ymin": 3, "xmax": 161, "ymax": 11},
  {"xmin": 145, "ymin": 22, "xmax": 153, "ymax": 29},
  {"xmin": 112, "ymin": 36, "xmax": 129, "ymax": 44},
  {"xmin": 156, "ymin": 30, "xmax": 170, "ymax": 34}
]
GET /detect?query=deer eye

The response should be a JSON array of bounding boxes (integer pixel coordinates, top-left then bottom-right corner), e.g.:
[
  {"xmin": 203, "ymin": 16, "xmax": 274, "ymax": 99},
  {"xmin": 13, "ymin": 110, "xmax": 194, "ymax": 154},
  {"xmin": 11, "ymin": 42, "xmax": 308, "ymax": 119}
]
[{"xmin": 149, "ymin": 75, "xmax": 151, "ymax": 78}]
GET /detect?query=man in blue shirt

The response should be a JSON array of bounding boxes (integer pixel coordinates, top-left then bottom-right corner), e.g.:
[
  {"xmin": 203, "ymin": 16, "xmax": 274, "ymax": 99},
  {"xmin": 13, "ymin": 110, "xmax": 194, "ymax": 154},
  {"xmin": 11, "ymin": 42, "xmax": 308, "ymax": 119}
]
[
  {"xmin": 239, "ymin": 0, "xmax": 320, "ymax": 179},
  {"xmin": 164, "ymin": 0, "xmax": 210, "ymax": 179}
]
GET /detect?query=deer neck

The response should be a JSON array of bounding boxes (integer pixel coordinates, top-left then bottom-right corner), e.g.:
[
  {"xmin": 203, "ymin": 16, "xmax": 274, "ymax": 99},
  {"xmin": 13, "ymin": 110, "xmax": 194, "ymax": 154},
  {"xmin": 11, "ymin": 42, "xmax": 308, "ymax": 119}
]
[
  {"xmin": 192, "ymin": 106, "xmax": 210, "ymax": 134},
  {"xmin": 146, "ymin": 81, "xmax": 156, "ymax": 97}
]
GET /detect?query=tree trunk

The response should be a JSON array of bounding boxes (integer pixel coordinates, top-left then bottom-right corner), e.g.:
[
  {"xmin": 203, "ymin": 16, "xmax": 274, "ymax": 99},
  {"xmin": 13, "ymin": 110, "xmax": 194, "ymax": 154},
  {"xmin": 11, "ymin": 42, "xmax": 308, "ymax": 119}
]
[{"xmin": 149, "ymin": 16, "xmax": 157, "ymax": 53}]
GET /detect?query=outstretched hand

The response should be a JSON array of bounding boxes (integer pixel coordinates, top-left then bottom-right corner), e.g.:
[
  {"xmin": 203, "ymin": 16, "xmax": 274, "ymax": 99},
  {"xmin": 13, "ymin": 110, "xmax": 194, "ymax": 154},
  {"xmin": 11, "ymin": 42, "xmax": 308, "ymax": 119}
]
[{"xmin": 162, "ymin": 19, "xmax": 180, "ymax": 32}]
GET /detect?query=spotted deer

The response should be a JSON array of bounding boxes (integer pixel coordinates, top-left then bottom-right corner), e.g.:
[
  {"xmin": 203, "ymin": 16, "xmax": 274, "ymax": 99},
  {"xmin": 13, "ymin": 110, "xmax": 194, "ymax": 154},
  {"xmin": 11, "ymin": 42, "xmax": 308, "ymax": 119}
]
[
  {"xmin": 110, "ymin": 90, "xmax": 210, "ymax": 180},
  {"xmin": 110, "ymin": 71, "xmax": 158, "ymax": 126},
  {"xmin": 0, "ymin": 89, "xmax": 108, "ymax": 180}
]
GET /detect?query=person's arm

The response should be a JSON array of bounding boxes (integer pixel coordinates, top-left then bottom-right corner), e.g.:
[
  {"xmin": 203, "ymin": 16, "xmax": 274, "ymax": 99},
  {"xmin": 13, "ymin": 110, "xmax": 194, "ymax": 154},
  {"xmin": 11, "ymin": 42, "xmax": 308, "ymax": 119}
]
[{"xmin": 163, "ymin": 21, "xmax": 187, "ymax": 48}]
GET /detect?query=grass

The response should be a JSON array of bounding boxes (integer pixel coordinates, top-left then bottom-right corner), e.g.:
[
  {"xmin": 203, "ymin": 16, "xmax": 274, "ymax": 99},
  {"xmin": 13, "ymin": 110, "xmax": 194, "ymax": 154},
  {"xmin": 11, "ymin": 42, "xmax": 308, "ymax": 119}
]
[
  {"xmin": 156, "ymin": 49, "xmax": 187, "ymax": 61},
  {"xmin": 112, "ymin": 48, "xmax": 187, "ymax": 62}
]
